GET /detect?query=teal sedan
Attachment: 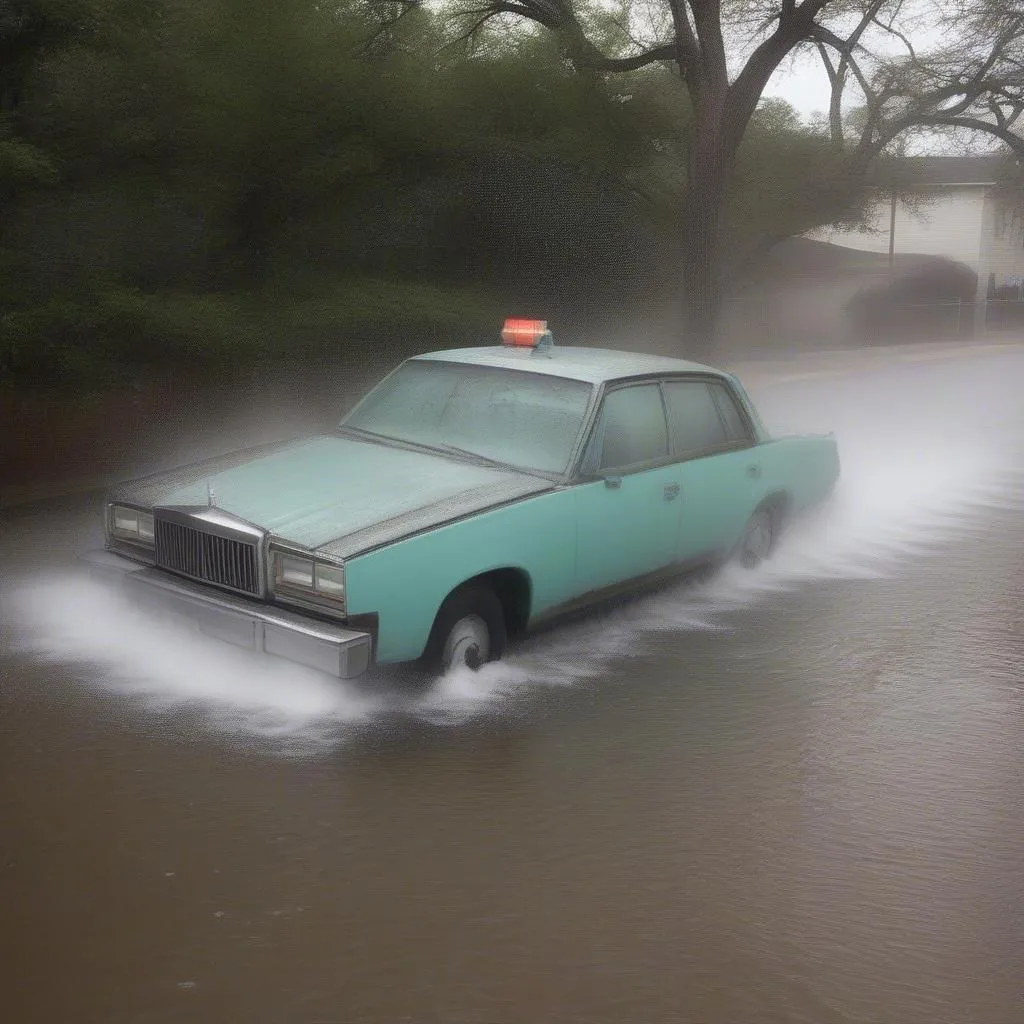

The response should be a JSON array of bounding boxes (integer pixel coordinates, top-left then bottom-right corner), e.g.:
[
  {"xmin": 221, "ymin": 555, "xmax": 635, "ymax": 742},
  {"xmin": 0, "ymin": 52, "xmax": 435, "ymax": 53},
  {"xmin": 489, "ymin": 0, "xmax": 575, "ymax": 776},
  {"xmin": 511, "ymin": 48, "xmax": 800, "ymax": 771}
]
[{"xmin": 84, "ymin": 323, "xmax": 840, "ymax": 677}]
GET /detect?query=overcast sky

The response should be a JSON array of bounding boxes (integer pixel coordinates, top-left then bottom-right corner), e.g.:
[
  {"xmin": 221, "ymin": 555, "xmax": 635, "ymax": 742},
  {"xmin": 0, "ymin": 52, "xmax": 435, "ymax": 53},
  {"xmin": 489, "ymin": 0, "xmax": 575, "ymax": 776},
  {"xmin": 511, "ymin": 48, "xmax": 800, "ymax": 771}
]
[{"xmin": 764, "ymin": 51, "xmax": 832, "ymax": 119}]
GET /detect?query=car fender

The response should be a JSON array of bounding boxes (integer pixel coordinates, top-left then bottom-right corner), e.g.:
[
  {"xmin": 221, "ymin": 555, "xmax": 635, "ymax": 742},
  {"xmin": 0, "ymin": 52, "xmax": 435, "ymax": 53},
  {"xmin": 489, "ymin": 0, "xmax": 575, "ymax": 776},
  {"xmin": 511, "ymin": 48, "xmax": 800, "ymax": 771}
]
[{"xmin": 342, "ymin": 487, "xmax": 578, "ymax": 664}]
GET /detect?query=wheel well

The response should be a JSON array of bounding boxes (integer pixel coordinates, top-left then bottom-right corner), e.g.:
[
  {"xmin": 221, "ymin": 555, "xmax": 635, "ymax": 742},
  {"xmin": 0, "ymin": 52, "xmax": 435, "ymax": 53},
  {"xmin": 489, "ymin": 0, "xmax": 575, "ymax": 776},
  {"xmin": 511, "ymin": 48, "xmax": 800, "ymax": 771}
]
[
  {"xmin": 457, "ymin": 568, "xmax": 532, "ymax": 640},
  {"xmin": 758, "ymin": 491, "xmax": 791, "ymax": 527}
]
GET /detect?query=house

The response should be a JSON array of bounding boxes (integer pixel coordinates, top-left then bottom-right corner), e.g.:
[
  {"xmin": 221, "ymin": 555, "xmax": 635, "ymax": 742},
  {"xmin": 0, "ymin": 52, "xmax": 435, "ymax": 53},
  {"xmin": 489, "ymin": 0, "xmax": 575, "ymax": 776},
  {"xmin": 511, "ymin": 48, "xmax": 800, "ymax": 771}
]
[{"xmin": 805, "ymin": 155, "xmax": 1024, "ymax": 329}]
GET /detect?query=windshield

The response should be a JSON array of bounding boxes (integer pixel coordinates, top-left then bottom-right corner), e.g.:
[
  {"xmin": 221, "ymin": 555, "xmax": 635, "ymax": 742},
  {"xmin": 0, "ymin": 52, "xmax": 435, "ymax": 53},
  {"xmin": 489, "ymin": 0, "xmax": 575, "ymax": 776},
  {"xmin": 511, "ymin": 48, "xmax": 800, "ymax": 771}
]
[{"xmin": 342, "ymin": 360, "xmax": 594, "ymax": 475}]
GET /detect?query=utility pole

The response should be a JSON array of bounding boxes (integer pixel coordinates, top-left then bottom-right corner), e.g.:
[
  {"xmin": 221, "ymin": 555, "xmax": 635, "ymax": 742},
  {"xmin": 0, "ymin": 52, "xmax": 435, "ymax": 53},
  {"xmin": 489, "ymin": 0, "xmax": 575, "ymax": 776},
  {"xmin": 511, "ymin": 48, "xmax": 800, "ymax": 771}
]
[
  {"xmin": 888, "ymin": 190, "xmax": 897, "ymax": 274},
  {"xmin": 974, "ymin": 189, "xmax": 992, "ymax": 338}
]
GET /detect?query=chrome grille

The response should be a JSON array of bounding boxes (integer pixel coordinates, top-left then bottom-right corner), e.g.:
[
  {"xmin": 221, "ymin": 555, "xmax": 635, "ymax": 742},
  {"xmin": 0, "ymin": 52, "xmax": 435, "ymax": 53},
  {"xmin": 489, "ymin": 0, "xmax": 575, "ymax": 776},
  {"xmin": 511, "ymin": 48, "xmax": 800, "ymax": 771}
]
[{"xmin": 154, "ymin": 516, "xmax": 260, "ymax": 596}]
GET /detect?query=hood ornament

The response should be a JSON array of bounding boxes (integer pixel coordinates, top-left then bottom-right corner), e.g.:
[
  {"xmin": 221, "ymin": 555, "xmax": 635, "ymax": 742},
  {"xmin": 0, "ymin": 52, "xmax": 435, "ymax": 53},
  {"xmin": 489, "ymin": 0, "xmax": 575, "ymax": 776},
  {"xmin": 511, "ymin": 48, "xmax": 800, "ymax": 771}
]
[{"xmin": 207, "ymin": 482, "xmax": 217, "ymax": 508}]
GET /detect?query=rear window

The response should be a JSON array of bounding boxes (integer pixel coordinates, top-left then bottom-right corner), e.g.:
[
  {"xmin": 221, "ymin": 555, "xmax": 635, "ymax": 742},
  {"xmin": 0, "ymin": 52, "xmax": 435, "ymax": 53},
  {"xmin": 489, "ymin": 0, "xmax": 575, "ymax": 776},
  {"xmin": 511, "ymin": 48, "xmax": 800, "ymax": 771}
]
[
  {"xmin": 710, "ymin": 383, "xmax": 753, "ymax": 443},
  {"xmin": 663, "ymin": 381, "xmax": 728, "ymax": 455}
]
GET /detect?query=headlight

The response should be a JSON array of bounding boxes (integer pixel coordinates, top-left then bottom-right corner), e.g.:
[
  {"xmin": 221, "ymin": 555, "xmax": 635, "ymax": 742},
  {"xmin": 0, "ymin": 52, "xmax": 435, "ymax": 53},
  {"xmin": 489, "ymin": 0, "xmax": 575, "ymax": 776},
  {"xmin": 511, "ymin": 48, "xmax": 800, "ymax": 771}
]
[
  {"xmin": 277, "ymin": 554, "xmax": 314, "ymax": 588},
  {"xmin": 110, "ymin": 505, "xmax": 154, "ymax": 545},
  {"xmin": 273, "ymin": 552, "xmax": 345, "ymax": 606},
  {"xmin": 315, "ymin": 564, "xmax": 346, "ymax": 598}
]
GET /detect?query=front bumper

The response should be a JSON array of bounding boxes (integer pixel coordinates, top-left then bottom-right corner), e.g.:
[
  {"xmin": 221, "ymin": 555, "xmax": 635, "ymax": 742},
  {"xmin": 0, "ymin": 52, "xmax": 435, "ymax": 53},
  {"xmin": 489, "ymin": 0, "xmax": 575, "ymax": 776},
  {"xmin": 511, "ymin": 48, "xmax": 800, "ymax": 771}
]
[{"xmin": 82, "ymin": 549, "xmax": 372, "ymax": 678}]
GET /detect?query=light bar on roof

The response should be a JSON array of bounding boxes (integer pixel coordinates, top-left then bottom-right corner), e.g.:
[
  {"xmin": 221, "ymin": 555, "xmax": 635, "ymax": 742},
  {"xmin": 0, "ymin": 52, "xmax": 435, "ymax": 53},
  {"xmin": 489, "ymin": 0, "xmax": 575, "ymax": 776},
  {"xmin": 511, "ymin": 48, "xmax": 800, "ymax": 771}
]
[{"xmin": 501, "ymin": 318, "xmax": 552, "ymax": 349}]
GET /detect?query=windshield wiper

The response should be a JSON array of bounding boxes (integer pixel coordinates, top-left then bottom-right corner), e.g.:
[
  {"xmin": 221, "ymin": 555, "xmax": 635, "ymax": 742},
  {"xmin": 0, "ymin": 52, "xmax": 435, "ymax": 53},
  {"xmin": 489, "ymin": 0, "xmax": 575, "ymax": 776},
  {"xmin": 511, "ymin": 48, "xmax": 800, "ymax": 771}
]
[
  {"xmin": 426, "ymin": 443, "xmax": 515, "ymax": 470},
  {"xmin": 337, "ymin": 425, "xmax": 405, "ymax": 446},
  {"xmin": 342, "ymin": 426, "xmax": 499, "ymax": 464},
  {"xmin": 340, "ymin": 427, "xmax": 527, "ymax": 473}
]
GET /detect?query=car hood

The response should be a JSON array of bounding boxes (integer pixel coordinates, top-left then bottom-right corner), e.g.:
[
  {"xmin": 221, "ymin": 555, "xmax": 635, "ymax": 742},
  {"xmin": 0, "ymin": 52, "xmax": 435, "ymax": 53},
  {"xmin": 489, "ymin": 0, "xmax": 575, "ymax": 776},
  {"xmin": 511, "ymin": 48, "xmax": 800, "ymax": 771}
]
[{"xmin": 109, "ymin": 434, "xmax": 552, "ymax": 556}]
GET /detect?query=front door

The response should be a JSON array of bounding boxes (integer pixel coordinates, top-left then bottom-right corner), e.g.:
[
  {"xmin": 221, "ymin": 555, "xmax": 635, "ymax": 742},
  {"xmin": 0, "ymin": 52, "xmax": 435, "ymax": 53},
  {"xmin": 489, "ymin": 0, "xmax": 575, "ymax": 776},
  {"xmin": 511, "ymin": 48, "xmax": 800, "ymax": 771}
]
[{"xmin": 572, "ymin": 383, "xmax": 683, "ymax": 597}]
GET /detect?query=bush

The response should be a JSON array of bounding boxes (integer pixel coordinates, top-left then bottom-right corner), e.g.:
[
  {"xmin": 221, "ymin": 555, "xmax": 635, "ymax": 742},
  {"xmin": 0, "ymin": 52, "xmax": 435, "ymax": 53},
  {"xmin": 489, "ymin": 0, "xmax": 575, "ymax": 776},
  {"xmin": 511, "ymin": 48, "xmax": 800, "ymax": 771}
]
[
  {"xmin": 0, "ymin": 277, "xmax": 507, "ymax": 387},
  {"xmin": 845, "ymin": 259, "xmax": 977, "ymax": 341}
]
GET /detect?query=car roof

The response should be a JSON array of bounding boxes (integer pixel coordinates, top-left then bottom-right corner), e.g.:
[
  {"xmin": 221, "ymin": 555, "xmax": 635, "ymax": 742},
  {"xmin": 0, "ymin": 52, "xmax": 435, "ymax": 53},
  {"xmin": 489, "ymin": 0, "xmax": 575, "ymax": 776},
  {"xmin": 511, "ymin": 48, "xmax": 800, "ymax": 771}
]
[{"xmin": 412, "ymin": 346, "xmax": 724, "ymax": 385}]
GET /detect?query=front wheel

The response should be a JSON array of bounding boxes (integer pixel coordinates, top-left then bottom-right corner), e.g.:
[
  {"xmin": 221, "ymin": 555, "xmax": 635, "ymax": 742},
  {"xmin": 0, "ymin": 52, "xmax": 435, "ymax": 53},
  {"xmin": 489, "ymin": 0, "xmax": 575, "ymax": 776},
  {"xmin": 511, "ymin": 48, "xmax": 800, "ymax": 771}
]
[
  {"xmin": 420, "ymin": 585, "xmax": 507, "ymax": 675},
  {"xmin": 736, "ymin": 507, "xmax": 776, "ymax": 569}
]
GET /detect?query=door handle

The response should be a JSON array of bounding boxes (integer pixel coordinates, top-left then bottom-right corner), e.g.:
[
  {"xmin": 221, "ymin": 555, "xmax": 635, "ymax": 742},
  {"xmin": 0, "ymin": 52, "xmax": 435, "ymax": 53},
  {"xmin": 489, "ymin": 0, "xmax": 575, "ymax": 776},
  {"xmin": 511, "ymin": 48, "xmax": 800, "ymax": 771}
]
[
  {"xmin": 746, "ymin": 464, "xmax": 762, "ymax": 479},
  {"xmin": 663, "ymin": 483, "xmax": 681, "ymax": 501}
]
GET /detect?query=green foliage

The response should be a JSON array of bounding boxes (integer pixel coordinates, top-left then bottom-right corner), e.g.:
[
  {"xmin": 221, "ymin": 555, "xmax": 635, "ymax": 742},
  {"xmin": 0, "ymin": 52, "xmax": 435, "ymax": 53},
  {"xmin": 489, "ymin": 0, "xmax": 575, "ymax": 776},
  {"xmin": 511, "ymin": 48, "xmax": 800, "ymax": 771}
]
[
  {"xmin": 727, "ymin": 99, "xmax": 855, "ymax": 252},
  {"xmin": 0, "ymin": 0, "xmax": 862, "ymax": 387},
  {"xmin": 0, "ymin": 275, "xmax": 505, "ymax": 384},
  {"xmin": 0, "ymin": 134, "xmax": 57, "ymax": 194}
]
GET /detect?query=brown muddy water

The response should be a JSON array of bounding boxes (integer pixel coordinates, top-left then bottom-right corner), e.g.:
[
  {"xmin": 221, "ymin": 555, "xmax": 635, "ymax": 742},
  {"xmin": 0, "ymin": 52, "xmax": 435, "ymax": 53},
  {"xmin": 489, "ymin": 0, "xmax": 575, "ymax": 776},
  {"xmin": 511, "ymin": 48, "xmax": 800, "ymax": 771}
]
[{"xmin": 1, "ymin": 346, "xmax": 1023, "ymax": 1024}]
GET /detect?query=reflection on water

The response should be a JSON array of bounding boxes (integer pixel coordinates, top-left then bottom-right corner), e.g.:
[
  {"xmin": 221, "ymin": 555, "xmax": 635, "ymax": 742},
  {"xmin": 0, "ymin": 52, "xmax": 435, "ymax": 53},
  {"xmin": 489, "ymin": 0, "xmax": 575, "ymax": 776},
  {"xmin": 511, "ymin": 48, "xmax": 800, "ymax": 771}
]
[{"xmin": 6, "ymin": 352, "xmax": 1024, "ymax": 751}]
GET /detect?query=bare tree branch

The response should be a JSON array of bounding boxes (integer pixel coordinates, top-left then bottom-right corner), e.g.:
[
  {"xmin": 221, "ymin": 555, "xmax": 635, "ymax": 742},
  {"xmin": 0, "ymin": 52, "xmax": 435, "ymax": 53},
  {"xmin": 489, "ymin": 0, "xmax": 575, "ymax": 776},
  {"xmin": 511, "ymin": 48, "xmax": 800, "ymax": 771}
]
[
  {"xmin": 811, "ymin": 0, "xmax": 888, "ymax": 153},
  {"xmin": 814, "ymin": 40, "xmax": 846, "ymax": 147},
  {"xmin": 809, "ymin": 24, "xmax": 877, "ymax": 101},
  {"xmin": 457, "ymin": 0, "xmax": 682, "ymax": 72},
  {"xmin": 726, "ymin": 0, "xmax": 836, "ymax": 141},
  {"xmin": 871, "ymin": 15, "xmax": 916, "ymax": 62},
  {"xmin": 921, "ymin": 113, "xmax": 1024, "ymax": 158}
]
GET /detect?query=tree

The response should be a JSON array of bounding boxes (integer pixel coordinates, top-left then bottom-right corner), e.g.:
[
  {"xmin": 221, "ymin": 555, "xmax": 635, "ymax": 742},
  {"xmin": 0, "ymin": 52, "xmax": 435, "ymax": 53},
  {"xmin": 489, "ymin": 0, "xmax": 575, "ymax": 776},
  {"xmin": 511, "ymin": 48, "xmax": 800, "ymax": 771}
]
[
  {"xmin": 2, "ymin": 0, "xmax": 693, "ymax": 380},
  {"xmin": 453, "ymin": 0, "xmax": 1024, "ymax": 353}
]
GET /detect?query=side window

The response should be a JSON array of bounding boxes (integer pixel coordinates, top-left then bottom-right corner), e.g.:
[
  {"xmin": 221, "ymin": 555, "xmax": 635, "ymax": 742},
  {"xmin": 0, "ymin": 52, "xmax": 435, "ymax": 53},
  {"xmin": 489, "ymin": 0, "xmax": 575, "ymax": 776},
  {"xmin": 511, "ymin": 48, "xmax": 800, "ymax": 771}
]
[
  {"xmin": 710, "ymin": 383, "xmax": 754, "ymax": 443},
  {"xmin": 663, "ymin": 381, "xmax": 728, "ymax": 456},
  {"xmin": 589, "ymin": 384, "xmax": 669, "ymax": 472}
]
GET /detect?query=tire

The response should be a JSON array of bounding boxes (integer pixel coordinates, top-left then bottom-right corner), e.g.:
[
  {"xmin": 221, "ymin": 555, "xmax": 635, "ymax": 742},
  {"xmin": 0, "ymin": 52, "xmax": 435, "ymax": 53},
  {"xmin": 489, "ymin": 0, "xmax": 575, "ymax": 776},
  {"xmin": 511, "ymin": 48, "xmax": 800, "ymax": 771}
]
[
  {"xmin": 420, "ymin": 584, "xmax": 507, "ymax": 675},
  {"xmin": 736, "ymin": 506, "xmax": 777, "ymax": 569}
]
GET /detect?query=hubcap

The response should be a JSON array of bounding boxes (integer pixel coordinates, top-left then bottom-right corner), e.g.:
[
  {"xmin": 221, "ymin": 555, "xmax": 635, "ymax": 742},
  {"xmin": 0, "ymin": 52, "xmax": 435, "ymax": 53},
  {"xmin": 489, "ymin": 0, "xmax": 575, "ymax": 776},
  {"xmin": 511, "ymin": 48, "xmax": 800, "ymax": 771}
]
[{"xmin": 442, "ymin": 614, "xmax": 490, "ymax": 672}]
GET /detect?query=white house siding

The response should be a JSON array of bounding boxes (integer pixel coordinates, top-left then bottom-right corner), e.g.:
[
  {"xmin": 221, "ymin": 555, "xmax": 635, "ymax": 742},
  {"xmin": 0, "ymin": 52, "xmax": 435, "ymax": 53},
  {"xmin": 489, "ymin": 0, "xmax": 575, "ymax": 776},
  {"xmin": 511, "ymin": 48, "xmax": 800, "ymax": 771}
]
[
  {"xmin": 806, "ymin": 186, "xmax": 1024, "ymax": 289},
  {"xmin": 981, "ymin": 195, "xmax": 1024, "ymax": 289},
  {"xmin": 807, "ymin": 187, "xmax": 987, "ymax": 267}
]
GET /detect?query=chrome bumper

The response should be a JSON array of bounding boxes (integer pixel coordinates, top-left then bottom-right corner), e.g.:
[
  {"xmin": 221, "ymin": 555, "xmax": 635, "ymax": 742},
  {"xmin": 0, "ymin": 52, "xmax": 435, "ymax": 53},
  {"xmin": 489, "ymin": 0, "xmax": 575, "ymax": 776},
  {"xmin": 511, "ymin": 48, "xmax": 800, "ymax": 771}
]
[{"xmin": 82, "ymin": 549, "xmax": 372, "ymax": 678}]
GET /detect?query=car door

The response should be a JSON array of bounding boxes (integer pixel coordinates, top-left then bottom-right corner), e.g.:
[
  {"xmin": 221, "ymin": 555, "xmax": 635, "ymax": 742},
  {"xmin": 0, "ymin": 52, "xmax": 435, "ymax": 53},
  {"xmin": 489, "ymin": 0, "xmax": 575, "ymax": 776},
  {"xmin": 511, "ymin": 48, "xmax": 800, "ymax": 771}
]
[
  {"xmin": 572, "ymin": 382, "xmax": 683, "ymax": 596},
  {"xmin": 662, "ymin": 377, "xmax": 761, "ymax": 564}
]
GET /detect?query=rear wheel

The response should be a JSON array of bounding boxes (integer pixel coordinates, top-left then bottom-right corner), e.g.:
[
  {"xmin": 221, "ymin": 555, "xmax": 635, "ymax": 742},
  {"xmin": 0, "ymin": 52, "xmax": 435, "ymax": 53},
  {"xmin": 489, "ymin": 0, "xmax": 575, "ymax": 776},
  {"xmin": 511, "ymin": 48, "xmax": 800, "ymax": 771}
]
[
  {"xmin": 421, "ymin": 584, "xmax": 507, "ymax": 675},
  {"xmin": 736, "ymin": 507, "xmax": 776, "ymax": 569}
]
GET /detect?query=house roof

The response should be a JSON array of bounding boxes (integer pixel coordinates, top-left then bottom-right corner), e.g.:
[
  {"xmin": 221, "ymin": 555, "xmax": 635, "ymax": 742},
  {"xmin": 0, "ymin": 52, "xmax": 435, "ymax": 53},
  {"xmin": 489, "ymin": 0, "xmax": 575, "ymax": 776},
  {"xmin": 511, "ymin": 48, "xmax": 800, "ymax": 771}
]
[{"xmin": 868, "ymin": 154, "xmax": 1014, "ymax": 186}]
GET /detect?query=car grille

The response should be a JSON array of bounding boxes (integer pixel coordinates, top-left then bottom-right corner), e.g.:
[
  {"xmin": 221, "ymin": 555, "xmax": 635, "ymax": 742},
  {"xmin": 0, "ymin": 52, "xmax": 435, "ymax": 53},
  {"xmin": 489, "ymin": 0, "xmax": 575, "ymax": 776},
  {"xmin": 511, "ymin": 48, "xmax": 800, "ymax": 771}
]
[{"xmin": 154, "ymin": 516, "xmax": 261, "ymax": 597}]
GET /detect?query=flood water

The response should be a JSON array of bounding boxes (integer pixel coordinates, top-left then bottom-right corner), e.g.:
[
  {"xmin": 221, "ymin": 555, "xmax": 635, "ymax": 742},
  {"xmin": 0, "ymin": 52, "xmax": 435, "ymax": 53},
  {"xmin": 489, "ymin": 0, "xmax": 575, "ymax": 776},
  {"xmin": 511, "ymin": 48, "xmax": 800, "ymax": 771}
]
[{"xmin": 1, "ymin": 345, "xmax": 1023, "ymax": 1023}]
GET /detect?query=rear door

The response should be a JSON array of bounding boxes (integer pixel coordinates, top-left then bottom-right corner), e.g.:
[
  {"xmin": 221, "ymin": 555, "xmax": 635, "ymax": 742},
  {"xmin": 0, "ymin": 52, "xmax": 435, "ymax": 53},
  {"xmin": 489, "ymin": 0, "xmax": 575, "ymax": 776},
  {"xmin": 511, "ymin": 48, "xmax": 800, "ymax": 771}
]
[
  {"xmin": 662, "ymin": 378, "xmax": 762, "ymax": 563},
  {"xmin": 572, "ymin": 382, "xmax": 683, "ymax": 596}
]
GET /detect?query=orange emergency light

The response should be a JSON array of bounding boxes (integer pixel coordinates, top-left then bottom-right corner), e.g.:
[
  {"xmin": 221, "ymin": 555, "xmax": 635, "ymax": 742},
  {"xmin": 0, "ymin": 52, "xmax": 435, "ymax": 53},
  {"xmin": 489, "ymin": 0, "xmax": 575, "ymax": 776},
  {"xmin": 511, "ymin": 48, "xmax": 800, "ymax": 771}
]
[{"xmin": 501, "ymin": 318, "xmax": 552, "ymax": 350}]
